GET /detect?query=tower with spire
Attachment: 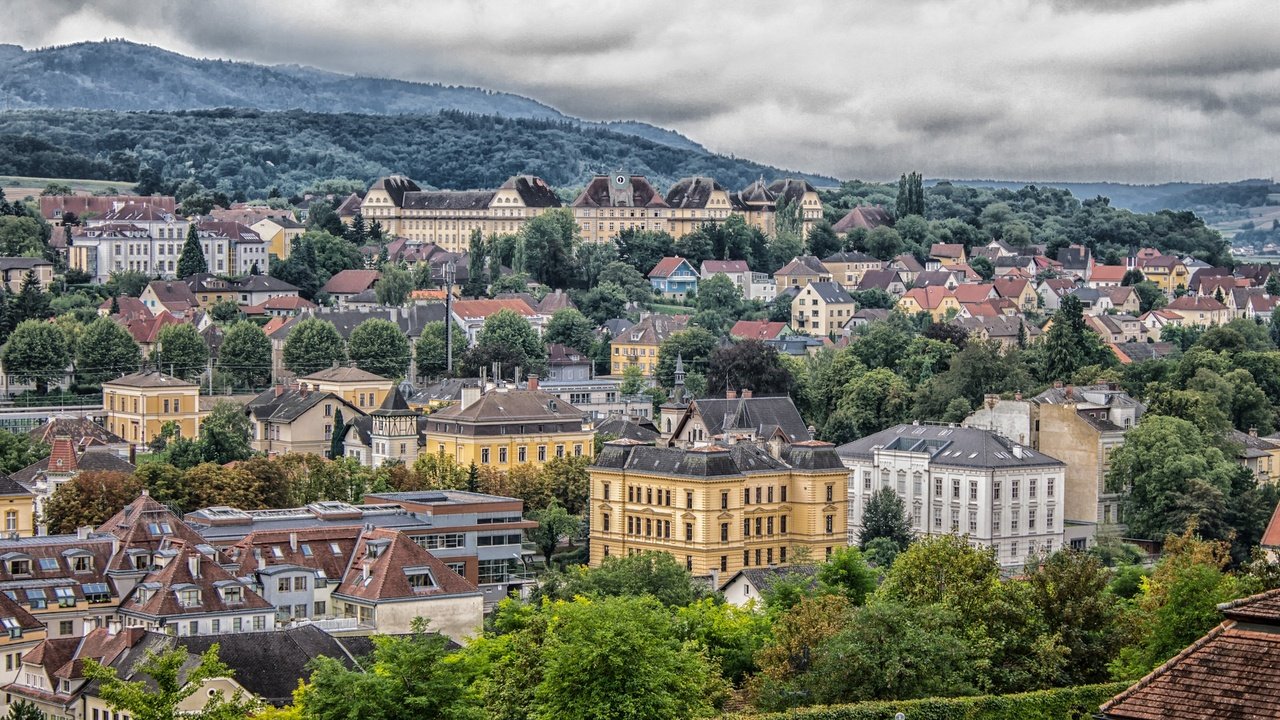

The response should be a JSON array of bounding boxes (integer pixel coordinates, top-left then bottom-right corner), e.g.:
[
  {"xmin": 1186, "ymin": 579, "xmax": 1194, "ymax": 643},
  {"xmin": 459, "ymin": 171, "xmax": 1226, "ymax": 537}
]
[
  {"xmin": 658, "ymin": 353, "xmax": 690, "ymax": 445},
  {"xmin": 369, "ymin": 386, "xmax": 420, "ymax": 467}
]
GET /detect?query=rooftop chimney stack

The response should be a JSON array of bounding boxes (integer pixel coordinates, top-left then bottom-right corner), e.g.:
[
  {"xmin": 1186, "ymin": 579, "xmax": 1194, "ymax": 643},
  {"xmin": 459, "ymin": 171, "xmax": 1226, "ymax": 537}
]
[
  {"xmin": 726, "ymin": 389, "xmax": 737, "ymax": 400},
  {"xmin": 742, "ymin": 389, "xmax": 753, "ymax": 399},
  {"xmin": 527, "ymin": 374, "xmax": 539, "ymax": 391},
  {"xmin": 187, "ymin": 553, "xmax": 200, "ymax": 579}
]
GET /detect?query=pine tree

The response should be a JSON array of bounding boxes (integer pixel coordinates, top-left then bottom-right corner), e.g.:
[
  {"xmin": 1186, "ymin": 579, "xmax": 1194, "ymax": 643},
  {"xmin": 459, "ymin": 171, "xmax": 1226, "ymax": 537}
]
[
  {"xmin": 330, "ymin": 408, "xmax": 345, "ymax": 459},
  {"xmin": 248, "ymin": 261, "xmax": 260, "ymax": 276},
  {"xmin": 346, "ymin": 212, "xmax": 368, "ymax": 246},
  {"xmin": 177, "ymin": 225, "xmax": 208, "ymax": 278},
  {"xmin": 14, "ymin": 270, "xmax": 50, "ymax": 322},
  {"xmin": 1266, "ymin": 273, "xmax": 1280, "ymax": 297}
]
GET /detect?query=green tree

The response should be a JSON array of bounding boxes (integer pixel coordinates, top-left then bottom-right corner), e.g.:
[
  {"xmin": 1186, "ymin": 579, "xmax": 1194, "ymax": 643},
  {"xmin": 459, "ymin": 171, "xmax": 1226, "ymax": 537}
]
[
  {"xmin": 106, "ymin": 269, "xmax": 150, "ymax": 297},
  {"xmin": 155, "ymin": 323, "xmax": 209, "ymax": 381},
  {"xmin": 858, "ymin": 486, "xmax": 914, "ymax": 550},
  {"xmin": 705, "ymin": 339, "xmax": 795, "ymax": 398},
  {"xmin": 1035, "ymin": 294, "xmax": 1112, "ymax": 382},
  {"xmin": 655, "ymin": 327, "xmax": 717, "ymax": 388},
  {"xmin": 750, "ymin": 594, "xmax": 854, "ymax": 709},
  {"xmin": 177, "ymin": 225, "xmax": 208, "ymax": 278},
  {"xmin": 864, "ymin": 226, "xmax": 904, "ymax": 260},
  {"xmin": 527, "ymin": 501, "xmax": 581, "ymax": 565},
  {"xmin": 823, "ymin": 368, "xmax": 911, "ymax": 444},
  {"xmin": 1, "ymin": 319, "xmax": 69, "ymax": 394},
  {"xmin": 817, "ymin": 546, "xmax": 877, "ymax": 605},
  {"xmin": 282, "ymin": 318, "xmax": 347, "ymax": 376},
  {"xmin": 4, "ymin": 699, "xmax": 43, "ymax": 720},
  {"xmin": 74, "ymin": 316, "xmax": 141, "ymax": 387},
  {"xmin": 576, "ymin": 281, "xmax": 630, "ymax": 325},
  {"xmin": 328, "ymin": 408, "xmax": 346, "ymax": 460},
  {"xmin": 13, "ymin": 270, "xmax": 50, "ymax": 322},
  {"xmin": 597, "ymin": 261, "xmax": 652, "ymax": 302},
  {"xmin": 44, "ymin": 470, "xmax": 142, "ymax": 534},
  {"xmin": 464, "ymin": 229, "xmax": 488, "ymax": 296},
  {"xmin": 84, "ymin": 643, "xmax": 258, "ymax": 720},
  {"xmin": 896, "ymin": 171, "xmax": 925, "ymax": 217},
  {"xmin": 208, "ymin": 299, "xmax": 241, "ymax": 323},
  {"xmin": 674, "ymin": 596, "xmax": 771, "ymax": 684},
  {"xmin": 533, "ymin": 596, "xmax": 725, "ymax": 719},
  {"xmin": 0, "ymin": 429, "xmax": 48, "ymax": 474},
  {"xmin": 300, "ymin": 619, "xmax": 473, "ymax": 720},
  {"xmin": 540, "ymin": 551, "xmax": 708, "ymax": 608},
  {"xmin": 1025, "ymin": 550, "xmax": 1126, "ymax": 685},
  {"xmin": 520, "ymin": 208, "xmax": 578, "ymax": 288},
  {"xmin": 216, "ymin": 321, "xmax": 272, "ymax": 390},
  {"xmin": 375, "ymin": 264, "xmax": 413, "ymax": 306},
  {"xmin": 198, "ymin": 400, "xmax": 253, "ymax": 465},
  {"xmin": 878, "ymin": 534, "xmax": 1001, "ymax": 619},
  {"xmin": 615, "ymin": 228, "xmax": 675, "ymax": 276},
  {"xmin": 543, "ymin": 308, "xmax": 595, "ymax": 354},
  {"xmin": 969, "ymin": 255, "xmax": 995, "ymax": 280},
  {"xmin": 696, "ymin": 273, "xmax": 743, "ymax": 318},
  {"xmin": 619, "ymin": 363, "xmax": 645, "ymax": 395},
  {"xmin": 348, "ymin": 318, "xmax": 410, "ymax": 380},
  {"xmin": 413, "ymin": 320, "xmax": 467, "ymax": 379},
  {"xmin": 463, "ymin": 309, "xmax": 546, "ymax": 380}
]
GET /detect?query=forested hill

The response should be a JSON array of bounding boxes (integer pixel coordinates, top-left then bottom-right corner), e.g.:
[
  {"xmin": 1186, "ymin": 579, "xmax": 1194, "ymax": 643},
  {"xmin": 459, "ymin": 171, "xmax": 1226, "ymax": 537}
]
[
  {"xmin": 0, "ymin": 108, "xmax": 830, "ymax": 198},
  {"xmin": 0, "ymin": 39, "xmax": 707, "ymax": 153}
]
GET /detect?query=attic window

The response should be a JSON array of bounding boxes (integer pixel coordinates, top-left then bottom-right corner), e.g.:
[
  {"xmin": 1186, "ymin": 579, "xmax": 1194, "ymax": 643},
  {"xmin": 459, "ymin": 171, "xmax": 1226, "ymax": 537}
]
[
  {"xmin": 221, "ymin": 586, "xmax": 244, "ymax": 603},
  {"xmin": 272, "ymin": 546, "xmax": 285, "ymax": 559},
  {"xmin": 38, "ymin": 557, "xmax": 59, "ymax": 571},
  {"xmin": 330, "ymin": 542, "xmax": 342, "ymax": 554},
  {"xmin": 405, "ymin": 570, "xmax": 437, "ymax": 591},
  {"xmin": 0, "ymin": 616, "xmax": 20, "ymax": 638},
  {"xmin": 300, "ymin": 544, "xmax": 313, "ymax": 558},
  {"xmin": 177, "ymin": 588, "xmax": 201, "ymax": 607}
]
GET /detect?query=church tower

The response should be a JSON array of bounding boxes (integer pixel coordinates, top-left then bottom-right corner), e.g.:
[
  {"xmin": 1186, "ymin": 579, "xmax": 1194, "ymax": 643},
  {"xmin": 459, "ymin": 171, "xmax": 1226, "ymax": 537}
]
[
  {"xmin": 658, "ymin": 354, "xmax": 688, "ymax": 446},
  {"xmin": 370, "ymin": 387, "xmax": 420, "ymax": 467}
]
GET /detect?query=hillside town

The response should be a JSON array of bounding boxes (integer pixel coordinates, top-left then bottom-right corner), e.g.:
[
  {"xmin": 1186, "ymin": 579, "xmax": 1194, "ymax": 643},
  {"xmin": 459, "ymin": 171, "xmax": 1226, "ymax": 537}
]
[{"xmin": 0, "ymin": 163, "xmax": 1278, "ymax": 720}]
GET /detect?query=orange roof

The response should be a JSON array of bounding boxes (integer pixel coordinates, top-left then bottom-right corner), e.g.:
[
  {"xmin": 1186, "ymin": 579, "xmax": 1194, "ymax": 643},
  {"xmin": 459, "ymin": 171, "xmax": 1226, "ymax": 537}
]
[
  {"xmin": 902, "ymin": 285, "xmax": 954, "ymax": 310},
  {"xmin": 451, "ymin": 298, "xmax": 536, "ymax": 319},
  {"xmin": 47, "ymin": 437, "xmax": 77, "ymax": 473},
  {"xmin": 729, "ymin": 320, "xmax": 788, "ymax": 340},
  {"xmin": 262, "ymin": 316, "xmax": 288, "ymax": 335},
  {"xmin": 993, "ymin": 278, "xmax": 1030, "ymax": 298},
  {"xmin": 951, "ymin": 283, "xmax": 995, "ymax": 303},
  {"xmin": 409, "ymin": 289, "xmax": 449, "ymax": 301},
  {"xmin": 1090, "ymin": 265, "xmax": 1128, "ymax": 282},
  {"xmin": 1263, "ymin": 501, "xmax": 1280, "ymax": 548},
  {"xmin": 123, "ymin": 311, "xmax": 183, "ymax": 344},
  {"xmin": 648, "ymin": 256, "xmax": 694, "ymax": 278}
]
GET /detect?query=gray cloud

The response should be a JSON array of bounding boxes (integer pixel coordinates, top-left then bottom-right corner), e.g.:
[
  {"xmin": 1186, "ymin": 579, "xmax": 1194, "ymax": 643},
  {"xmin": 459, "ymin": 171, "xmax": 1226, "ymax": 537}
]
[{"xmin": 2, "ymin": 0, "xmax": 1278, "ymax": 183}]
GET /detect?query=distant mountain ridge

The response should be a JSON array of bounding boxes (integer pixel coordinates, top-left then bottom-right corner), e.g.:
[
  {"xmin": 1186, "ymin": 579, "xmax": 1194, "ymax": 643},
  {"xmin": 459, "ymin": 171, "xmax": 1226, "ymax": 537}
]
[{"xmin": 0, "ymin": 39, "xmax": 716, "ymax": 153}]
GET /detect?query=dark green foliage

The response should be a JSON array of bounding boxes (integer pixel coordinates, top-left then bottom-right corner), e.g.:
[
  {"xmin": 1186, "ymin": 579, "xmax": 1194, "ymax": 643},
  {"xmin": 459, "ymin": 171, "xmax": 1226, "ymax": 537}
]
[
  {"xmin": 13, "ymin": 270, "xmax": 50, "ymax": 322},
  {"xmin": 329, "ymin": 408, "xmax": 345, "ymax": 460},
  {"xmin": 895, "ymin": 172, "xmax": 925, "ymax": 217},
  {"xmin": 537, "ymin": 551, "xmax": 709, "ymax": 608},
  {"xmin": 347, "ymin": 318, "xmax": 411, "ymax": 380},
  {"xmin": 543, "ymin": 308, "xmax": 595, "ymax": 354},
  {"xmin": 281, "ymin": 318, "xmax": 347, "ymax": 376},
  {"xmin": 176, "ymin": 224, "xmax": 207, "ymax": 277},
  {"xmin": 461, "ymin": 308, "xmax": 545, "ymax": 380},
  {"xmin": 413, "ymin": 321, "xmax": 467, "ymax": 379},
  {"xmin": 154, "ymin": 323, "xmax": 209, "ymax": 380},
  {"xmin": 1, "ymin": 319, "xmax": 69, "ymax": 394},
  {"xmin": 216, "ymin": 321, "xmax": 272, "ymax": 390},
  {"xmin": 859, "ymin": 487, "xmax": 914, "ymax": 550},
  {"xmin": 0, "ymin": 429, "xmax": 49, "ymax": 474},
  {"xmin": 705, "ymin": 339, "xmax": 795, "ymax": 397},
  {"xmin": 74, "ymin": 316, "xmax": 141, "ymax": 387}
]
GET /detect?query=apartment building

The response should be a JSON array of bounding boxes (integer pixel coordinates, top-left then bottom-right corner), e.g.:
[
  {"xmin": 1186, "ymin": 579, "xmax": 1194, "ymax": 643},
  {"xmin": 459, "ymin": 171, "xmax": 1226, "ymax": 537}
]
[
  {"xmin": 571, "ymin": 174, "xmax": 670, "ymax": 244},
  {"xmin": 839, "ymin": 423, "xmax": 1067, "ymax": 568},
  {"xmin": 791, "ymin": 281, "xmax": 856, "ymax": 337},
  {"xmin": 102, "ymin": 371, "xmax": 204, "ymax": 447},
  {"xmin": 610, "ymin": 314, "xmax": 687, "ymax": 376}
]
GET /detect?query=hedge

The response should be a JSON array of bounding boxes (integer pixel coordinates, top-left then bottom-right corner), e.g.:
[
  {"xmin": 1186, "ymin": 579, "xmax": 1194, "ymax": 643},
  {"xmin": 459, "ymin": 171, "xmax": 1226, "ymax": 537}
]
[{"xmin": 720, "ymin": 682, "xmax": 1130, "ymax": 720}]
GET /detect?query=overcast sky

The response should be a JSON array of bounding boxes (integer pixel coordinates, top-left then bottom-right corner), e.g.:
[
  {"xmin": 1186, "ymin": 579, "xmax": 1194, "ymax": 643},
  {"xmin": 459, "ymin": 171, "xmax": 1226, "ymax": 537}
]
[{"xmin": 3, "ymin": 0, "xmax": 1279, "ymax": 183}]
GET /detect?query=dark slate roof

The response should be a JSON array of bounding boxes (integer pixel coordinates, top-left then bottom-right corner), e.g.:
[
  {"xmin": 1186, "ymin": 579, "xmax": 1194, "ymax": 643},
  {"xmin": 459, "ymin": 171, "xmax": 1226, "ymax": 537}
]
[
  {"xmin": 721, "ymin": 564, "xmax": 820, "ymax": 594},
  {"xmin": 692, "ymin": 397, "xmax": 812, "ymax": 444},
  {"xmin": 837, "ymin": 424, "xmax": 1064, "ymax": 469},
  {"xmin": 823, "ymin": 251, "xmax": 880, "ymax": 264},
  {"xmin": 233, "ymin": 275, "xmax": 298, "ymax": 293},
  {"xmin": 571, "ymin": 175, "xmax": 668, "ymax": 209},
  {"xmin": 369, "ymin": 175, "xmax": 421, "ymax": 206},
  {"xmin": 0, "ymin": 472, "xmax": 32, "ymax": 497},
  {"xmin": 857, "ymin": 269, "xmax": 905, "ymax": 291},
  {"xmin": 664, "ymin": 176, "xmax": 727, "ymax": 209},
  {"xmin": 599, "ymin": 318, "xmax": 635, "ymax": 338},
  {"xmin": 499, "ymin": 175, "xmax": 562, "ymax": 208},
  {"xmin": 402, "ymin": 189, "xmax": 497, "ymax": 210},
  {"xmin": 373, "ymin": 387, "xmax": 415, "ymax": 416},
  {"xmin": 595, "ymin": 414, "xmax": 660, "ymax": 442},
  {"xmin": 103, "ymin": 370, "xmax": 197, "ymax": 389},
  {"xmin": 431, "ymin": 388, "xmax": 584, "ymax": 423},
  {"xmin": 246, "ymin": 387, "xmax": 345, "ymax": 423},
  {"xmin": 1113, "ymin": 341, "xmax": 1179, "ymax": 362},
  {"xmin": 174, "ymin": 625, "xmax": 370, "ymax": 705},
  {"xmin": 806, "ymin": 281, "xmax": 854, "ymax": 304},
  {"xmin": 767, "ymin": 178, "xmax": 817, "ymax": 205},
  {"xmin": 594, "ymin": 443, "xmax": 743, "ymax": 477},
  {"xmin": 780, "ymin": 440, "xmax": 846, "ymax": 470},
  {"xmin": 0, "ymin": 257, "xmax": 53, "ymax": 271}
]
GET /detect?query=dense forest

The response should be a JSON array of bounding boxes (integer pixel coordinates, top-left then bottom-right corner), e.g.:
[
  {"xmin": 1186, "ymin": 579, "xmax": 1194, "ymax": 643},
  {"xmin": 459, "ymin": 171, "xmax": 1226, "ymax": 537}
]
[{"xmin": 0, "ymin": 107, "xmax": 829, "ymax": 198}]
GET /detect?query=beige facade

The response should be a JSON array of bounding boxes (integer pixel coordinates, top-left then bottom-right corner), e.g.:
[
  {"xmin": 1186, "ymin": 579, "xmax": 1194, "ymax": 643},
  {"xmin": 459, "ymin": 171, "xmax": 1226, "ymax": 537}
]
[
  {"xmin": 300, "ymin": 367, "xmax": 397, "ymax": 412},
  {"xmin": 334, "ymin": 593, "xmax": 483, "ymax": 645},
  {"xmin": 103, "ymin": 371, "xmax": 204, "ymax": 447},
  {"xmin": 589, "ymin": 440, "xmax": 848, "ymax": 579},
  {"xmin": 792, "ymin": 281, "xmax": 856, "ymax": 337}
]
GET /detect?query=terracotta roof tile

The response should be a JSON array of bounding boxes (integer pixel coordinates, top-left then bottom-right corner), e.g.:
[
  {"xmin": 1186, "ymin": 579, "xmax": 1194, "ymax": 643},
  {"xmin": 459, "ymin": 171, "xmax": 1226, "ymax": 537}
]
[
  {"xmin": 321, "ymin": 269, "xmax": 381, "ymax": 296},
  {"xmin": 334, "ymin": 528, "xmax": 478, "ymax": 602}
]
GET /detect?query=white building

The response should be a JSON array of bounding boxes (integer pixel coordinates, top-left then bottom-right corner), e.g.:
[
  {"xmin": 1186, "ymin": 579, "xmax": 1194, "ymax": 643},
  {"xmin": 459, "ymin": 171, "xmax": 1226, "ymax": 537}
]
[{"xmin": 836, "ymin": 423, "xmax": 1066, "ymax": 569}]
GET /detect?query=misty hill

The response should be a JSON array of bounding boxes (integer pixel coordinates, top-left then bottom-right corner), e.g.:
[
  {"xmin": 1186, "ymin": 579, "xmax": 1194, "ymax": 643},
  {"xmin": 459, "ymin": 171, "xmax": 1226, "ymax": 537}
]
[
  {"xmin": 0, "ymin": 108, "xmax": 828, "ymax": 198},
  {"xmin": 0, "ymin": 39, "xmax": 710, "ymax": 154}
]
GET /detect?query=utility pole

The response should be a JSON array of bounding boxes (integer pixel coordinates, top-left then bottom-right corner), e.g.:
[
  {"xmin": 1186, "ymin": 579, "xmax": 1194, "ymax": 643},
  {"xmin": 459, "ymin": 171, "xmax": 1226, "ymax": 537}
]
[{"xmin": 444, "ymin": 260, "xmax": 456, "ymax": 376}]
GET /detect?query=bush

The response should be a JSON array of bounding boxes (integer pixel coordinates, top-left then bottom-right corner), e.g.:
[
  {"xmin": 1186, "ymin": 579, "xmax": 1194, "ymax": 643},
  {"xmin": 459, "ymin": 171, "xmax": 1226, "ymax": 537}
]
[{"xmin": 719, "ymin": 682, "xmax": 1128, "ymax": 720}]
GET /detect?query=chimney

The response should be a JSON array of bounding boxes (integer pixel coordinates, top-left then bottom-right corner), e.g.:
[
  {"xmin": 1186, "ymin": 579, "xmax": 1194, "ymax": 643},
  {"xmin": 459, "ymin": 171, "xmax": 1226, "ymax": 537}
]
[
  {"xmin": 1251, "ymin": 426, "xmax": 1259, "ymax": 437},
  {"xmin": 461, "ymin": 384, "xmax": 481, "ymax": 410},
  {"xmin": 527, "ymin": 374, "xmax": 539, "ymax": 391},
  {"xmin": 726, "ymin": 389, "xmax": 737, "ymax": 400},
  {"xmin": 1014, "ymin": 391, "xmax": 1023, "ymax": 401},
  {"xmin": 301, "ymin": 383, "xmax": 310, "ymax": 398},
  {"xmin": 742, "ymin": 389, "xmax": 753, "ymax": 399},
  {"xmin": 289, "ymin": 532, "xmax": 298, "ymax": 551},
  {"xmin": 106, "ymin": 617, "xmax": 121, "ymax": 636},
  {"xmin": 76, "ymin": 525, "xmax": 92, "ymax": 540},
  {"xmin": 38, "ymin": 522, "xmax": 47, "ymax": 536},
  {"xmin": 187, "ymin": 553, "xmax": 200, "ymax": 578},
  {"xmin": 274, "ymin": 381, "xmax": 284, "ymax": 398},
  {"xmin": 1065, "ymin": 385, "xmax": 1073, "ymax": 400}
]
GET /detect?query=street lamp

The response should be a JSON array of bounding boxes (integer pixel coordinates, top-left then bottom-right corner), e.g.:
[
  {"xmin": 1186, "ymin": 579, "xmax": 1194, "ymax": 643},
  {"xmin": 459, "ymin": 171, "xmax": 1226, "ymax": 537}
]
[{"xmin": 444, "ymin": 260, "xmax": 456, "ymax": 375}]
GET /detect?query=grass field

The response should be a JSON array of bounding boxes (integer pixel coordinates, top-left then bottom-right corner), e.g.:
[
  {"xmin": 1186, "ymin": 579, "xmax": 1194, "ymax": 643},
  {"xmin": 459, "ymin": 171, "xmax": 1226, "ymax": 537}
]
[
  {"xmin": 0, "ymin": 174, "xmax": 138, "ymax": 198},
  {"xmin": 649, "ymin": 303, "xmax": 694, "ymax": 315}
]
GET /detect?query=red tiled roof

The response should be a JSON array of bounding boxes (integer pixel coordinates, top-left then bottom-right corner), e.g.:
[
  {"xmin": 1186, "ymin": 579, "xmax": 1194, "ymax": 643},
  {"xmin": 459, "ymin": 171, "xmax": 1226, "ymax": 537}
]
[
  {"xmin": 334, "ymin": 528, "xmax": 478, "ymax": 603},
  {"xmin": 1166, "ymin": 295, "xmax": 1227, "ymax": 312},
  {"xmin": 47, "ymin": 437, "xmax": 77, "ymax": 473},
  {"xmin": 99, "ymin": 295, "xmax": 153, "ymax": 323},
  {"xmin": 993, "ymin": 278, "xmax": 1031, "ymax": 298},
  {"xmin": 262, "ymin": 316, "xmax": 289, "ymax": 336},
  {"xmin": 229, "ymin": 526, "xmax": 362, "ymax": 581},
  {"xmin": 930, "ymin": 243, "xmax": 965, "ymax": 258},
  {"xmin": 832, "ymin": 206, "xmax": 893, "ymax": 233},
  {"xmin": 1090, "ymin": 265, "xmax": 1128, "ymax": 283},
  {"xmin": 122, "ymin": 311, "xmax": 183, "ymax": 345},
  {"xmin": 951, "ymin": 283, "xmax": 995, "ymax": 304},
  {"xmin": 902, "ymin": 285, "xmax": 954, "ymax": 310},
  {"xmin": 321, "ymin": 269, "xmax": 381, "ymax": 295},
  {"xmin": 245, "ymin": 296, "xmax": 317, "ymax": 313},
  {"xmin": 451, "ymin": 298, "xmax": 536, "ymax": 319},
  {"xmin": 119, "ymin": 541, "xmax": 271, "ymax": 619},
  {"xmin": 648, "ymin": 256, "xmax": 694, "ymax": 278},
  {"xmin": 730, "ymin": 320, "xmax": 788, "ymax": 341}
]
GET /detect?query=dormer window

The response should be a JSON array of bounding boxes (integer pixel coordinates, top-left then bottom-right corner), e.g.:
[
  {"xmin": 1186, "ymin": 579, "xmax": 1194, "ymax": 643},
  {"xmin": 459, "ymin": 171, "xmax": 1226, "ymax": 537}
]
[
  {"xmin": 221, "ymin": 586, "xmax": 244, "ymax": 603},
  {"xmin": 72, "ymin": 555, "xmax": 92, "ymax": 572},
  {"xmin": 54, "ymin": 587, "xmax": 76, "ymax": 607},
  {"xmin": 1, "ymin": 616, "xmax": 21, "ymax": 638},
  {"xmin": 135, "ymin": 588, "xmax": 152, "ymax": 603},
  {"xmin": 8, "ymin": 559, "xmax": 30, "ymax": 576},
  {"xmin": 406, "ymin": 570, "xmax": 436, "ymax": 591},
  {"xmin": 177, "ymin": 588, "xmax": 201, "ymax": 607}
]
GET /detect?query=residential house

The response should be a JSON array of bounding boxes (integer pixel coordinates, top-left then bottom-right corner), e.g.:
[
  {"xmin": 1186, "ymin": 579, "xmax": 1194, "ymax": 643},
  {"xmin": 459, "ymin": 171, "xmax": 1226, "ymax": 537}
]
[
  {"xmin": 1101, "ymin": 286, "xmax": 1142, "ymax": 315},
  {"xmin": 1087, "ymin": 264, "xmax": 1128, "ymax": 288},
  {"xmin": 930, "ymin": 243, "xmax": 967, "ymax": 267},
  {"xmin": 541, "ymin": 345, "xmax": 638, "ymax": 421},
  {"xmin": 890, "ymin": 254, "xmax": 925, "ymax": 284},
  {"xmin": 245, "ymin": 383, "xmax": 364, "ymax": 457},
  {"xmin": 1134, "ymin": 252, "xmax": 1190, "ymax": 294},
  {"xmin": 330, "ymin": 529, "xmax": 483, "ymax": 641},
  {"xmin": 322, "ymin": 269, "xmax": 381, "ymax": 307},
  {"xmin": 1230, "ymin": 429, "xmax": 1280, "ymax": 483},
  {"xmin": 839, "ymin": 424, "xmax": 1067, "ymax": 567},
  {"xmin": 571, "ymin": 174, "xmax": 670, "ymax": 244},
  {"xmin": 822, "ymin": 251, "xmax": 882, "ymax": 287},
  {"xmin": 648, "ymin": 256, "xmax": 699, "ymax": 299},
  {"xmin": 1139, "ymin": 308, "xmax": 1185, "ymax": 339},
  {"xmin": 119, "ymin": 540, "xmax": 275, "ymax": 636},
  {"xmin": 992, "ymin": 277, "xmax": 1038, "ymax": 310},
  {"xmin": 610, "ymin": 314, "xmax": 687, "ymax": 376},
  {"xmin": 1056, "ymin": 244, "xmax": 1092, "ymax": 280},
  {"xmin": 951, "ymin": 283, "xmax": 997, "ymax": 305},
  {"xmin": 39, "ymin": 194, "xmax": 176, "ymax": 226},
  {"xmin": 1097, "ymin": 588, "xmax": 1280, "ymax": 719},
  {"xmin": 244, "ymin": 295, "xmax": 317, "ymax": 318},
  {"xmin": 1087, "ymin": 314, "xmax": 1144, "ymax": 343},
  {"xmin": 1164, "ymin": 294, "xmax": 1229, "ymax": 327},
  {"xmin": 729, "ymin": 320, "xmax": 790, "ymax": 342},
  {"xmin": 792, "ymin": 281, "xmax": 856, "ymax": 337},
  {"xmin": 411, "ymin": 380, "xmax": 593, "ymax": 469},
  {"xmin": 913, "ymin": 270, "xmax": 959, "ymax": 289},
  {"xmin": 720, "ymin": 565, "xmax": 819, "ymax": 608},
  {"xmin": 103, "ymin": 371, "xmax": 204, "ymax": 448},
  {"xmin": 249, "ymin": 215, "xmax": 306, "ymax": 261},
  {"xmin": 0, "ymin": 475, "xmax": 34, "ymax": 539},
  {"xmin": 0, "ymin": 529, "xmax": 120, "ymax": 641},
  {"xmin": 0, "ymin": 589, "xmax": 44, "ymax": 687},
  {"xmin": 10, "ymin": 438, "xmax": 135, "ymax": 521},
  {"xmin": 298, "ymin": 366, "xmax": 397, "ymax": 413},
  {"xmin": 897, "ymin": 286, "xmax": 961, "ymax": 322},
  {"xmin": 0, "ymin": 258, "xmax": 53, "ymax": 293},
  {"xmin": 855, "ymin": 268, "xmax": 908, "ymax": 297},
  {"xmin": 139, "ymin": 280, "xmax": 200, "ymax": 317},
  {"xmin": 993, "ymin": 255, "xmax": 1038, "ymax": 277},
  {"xmin": 773, "ymin": 255, "xmax": 831, "ymax": 289},
  {"xmin": 448, "ymin": 298, "xmax": 542, "ymax": 346},
  {"xmin": 952, "ymin": 316, "xmax": 1038, "ymax": 349},
  {"xmin": 831, "ymin": 206, "xmax": 893, "ymax": 234},
  {"xmin": 700, "ymin": 259, "xmax": 750, "ymax": 291},
  {"xmin": 589, "ymin": 438, "xmax": 848, "ymax": 578},
  {"xmin": 121, "ymin": 311, "xmax": 183, "ymax": 359}
]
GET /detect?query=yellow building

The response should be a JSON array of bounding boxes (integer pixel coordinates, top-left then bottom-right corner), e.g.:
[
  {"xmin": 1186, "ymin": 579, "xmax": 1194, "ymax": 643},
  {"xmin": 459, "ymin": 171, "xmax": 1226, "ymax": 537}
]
[
  {"xmin": 663, "ymin": 176, "xmax": 738, "ymax": 238},
  {"xmin": 822, "ymin": 251, "xmax": 883, "ymax": 287},
  {"xmin": 360, "ymin": 174, "xmax": 563, "ymax": 251},
  {"xmin": 571, "ymin": 174, "xmax": 671, "ymax": 244},
  {"xmin": 610, "ymin": 314, "xmax": 688, "ymax": 377},
  {"xmin": 734, "ymin": 178, "xmax": 825, "ymax": 239},
  {"xmin": 103, "ymin": 371, "xmax": 204, "ymax": 447},
  {"xmin": 1136, "ymin": 254, "xmax": 1190, "ymax": 294},
  {"xmin": 423, "ymin": 380, "xmax": 593, "ymax": 468},
  {"xmin": 1163, "ymin": 295, "xmax": 1229, "ymax": 328},
  {"xmin": 588, "ymin": 439, "xmax": 849, "ymax": 577},
  {"xmin": 897, "ymin": 286, "xmax": 962, "ymax": 322},
  {"xmin": 250, "ymin": 216, "xmax": 305, "ymax": 261},
  {"xmin": 300, "ymin": 366, "xmax": 397, "ymax": 412},
  {"xmin": 792, "ymin": 281, "xmax": 856, "ymax": 337},
  {"xmin": 0, "ymin": 475, "xmax": 35, "ymax": 538}
]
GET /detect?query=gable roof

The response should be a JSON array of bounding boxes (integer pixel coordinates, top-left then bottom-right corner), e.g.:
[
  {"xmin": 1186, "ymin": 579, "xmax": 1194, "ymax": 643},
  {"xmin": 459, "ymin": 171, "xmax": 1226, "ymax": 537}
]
[
  {"xmin": 594, "ymin": 414, "xmax": 660, "ymax": 442},
  {"xmin": 729, "ymin": 320, "xmax": 789, "ymax": 341},
  {"xmin": 119, "ymin": 541, "xmax": 271, "ymax": 619},
  {"xmin": 802, "ymin": 281, "xmax": 854, "ymax": 304},
  {"xmin": 450, "ymin": 298, "xmax": 537, "ymax": 319},
  {"xmin": 648, "ymin": 256, "xmax": 696, "ymax": 278},
  {"xmin": 430, "ymin": 388, "xmax": 584, "ymax": 424},
  {"xmin": 902, "ymin": 285, "xmax": 955, "ymax": 310},
  {"xmin": 664, "ymin": 176, "xmax": 728, "ymax": 209},
  {"xmin": 930, "ymin": 243, "xmax": 965, "ymax": 259},
  {"xmin": 321, "ymin": 269, "xmax": 381, "ymax": 296},
  {"xmin": 1090, "ymin": 265, "xmax": 1128, "ymax": 283},
  {"xmin": 29, "ymin": 415, "xmax": 127, "ymax": 448},
  {"xmin": 702, "ymin": 260, "xmax": 750, "ymax": 275},
  {"xmin": 334, "ymin": 528, "xmax": 479, "ymax": 603},
  {"xmin": 951, "ymin": 283, "xmax": 996, "ymax": 304},
  {"xmin": 103, "ymin": 370, "xmax": 197, "ymax": 390},
  {"xmin": 618, "ymin": 314, "xmax": 687, "ymax": 345},
  {"xmin": 690, "ymin": 396, "xmax": 812, "ymax": 444},
  {"xmin": 774, "ymin": 255, "xmax": 829, "ymax": 277},
  {"xmin": 831, "ymin": 206, "xmax": 893, "ymax": 233},
  {"xmin": 1166, "ymin": 295, "xmax": 1227, "ymax": 312},
  {"xmin": 143, "ymin": 281, "xmax": 198, "ymax": 310},
  {"xmin": 722, "ymin": 564, "xmax": 820, "ymax": 594},
  {"xmin": 857, "ymin": 269, "xmax": 905, "ymax": 291}
]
